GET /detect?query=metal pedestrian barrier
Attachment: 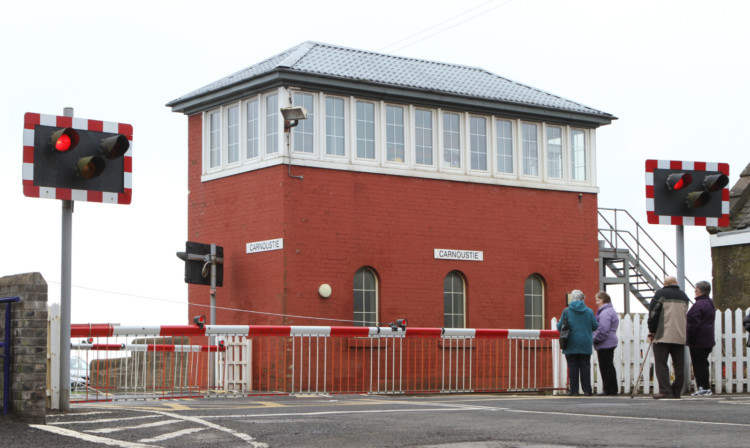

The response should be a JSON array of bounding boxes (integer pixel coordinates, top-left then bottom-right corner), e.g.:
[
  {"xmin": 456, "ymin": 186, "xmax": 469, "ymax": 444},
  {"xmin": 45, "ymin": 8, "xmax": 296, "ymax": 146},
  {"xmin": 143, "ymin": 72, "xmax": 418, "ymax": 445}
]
[{"xmin": 68, "ymin": 323, "xmax": 560, "ymax": 402}]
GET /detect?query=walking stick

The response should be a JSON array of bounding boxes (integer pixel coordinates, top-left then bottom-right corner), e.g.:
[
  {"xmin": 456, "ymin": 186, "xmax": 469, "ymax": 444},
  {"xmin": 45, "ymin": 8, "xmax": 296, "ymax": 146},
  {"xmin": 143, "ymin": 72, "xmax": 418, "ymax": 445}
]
[{"xmin": 631, "ymin": 339, "xmax": 653, "ymax": 398}]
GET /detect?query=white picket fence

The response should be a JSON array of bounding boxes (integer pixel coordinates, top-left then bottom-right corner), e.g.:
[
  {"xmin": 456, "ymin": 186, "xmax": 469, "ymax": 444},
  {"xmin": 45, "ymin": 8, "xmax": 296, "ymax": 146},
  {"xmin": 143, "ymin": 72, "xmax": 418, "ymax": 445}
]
[{"xmin": 552, "ymin": 308, "xmax": 750, "ymax": 395}]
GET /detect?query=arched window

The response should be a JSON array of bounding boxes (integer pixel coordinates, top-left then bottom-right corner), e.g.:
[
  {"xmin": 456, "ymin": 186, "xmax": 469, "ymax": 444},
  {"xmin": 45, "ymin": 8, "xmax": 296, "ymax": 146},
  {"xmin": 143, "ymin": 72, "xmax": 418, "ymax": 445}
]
[
  {"xmin": 524, "ymin": 274, "xmax": 545, "ymax": 329},
  {"xmin": 353, "ymin": 267, "xmax": 378, "ymax": 326},
  {"xmin": 444, "ymin": 271, "xmax": 466, "ymax": 328}
]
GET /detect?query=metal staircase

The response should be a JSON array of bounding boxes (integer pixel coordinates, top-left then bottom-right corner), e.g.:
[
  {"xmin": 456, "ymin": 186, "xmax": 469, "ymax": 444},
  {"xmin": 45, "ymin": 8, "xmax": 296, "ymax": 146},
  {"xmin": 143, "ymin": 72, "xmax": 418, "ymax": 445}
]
[{"xmin": 598, "ymin": 208, "xmax": 694, "ymax": 313}]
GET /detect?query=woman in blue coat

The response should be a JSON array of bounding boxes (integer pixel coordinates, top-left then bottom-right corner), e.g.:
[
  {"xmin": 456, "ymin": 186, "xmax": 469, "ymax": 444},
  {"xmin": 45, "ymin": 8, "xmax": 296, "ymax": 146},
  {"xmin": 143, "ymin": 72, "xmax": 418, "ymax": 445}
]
[
  {"xmin": 592, "ymin": 291, "xmax": 620, "ymax": 395},
  {"xmin": 557, "ymin": 289, "xmax": 598, "ymax": 396}
]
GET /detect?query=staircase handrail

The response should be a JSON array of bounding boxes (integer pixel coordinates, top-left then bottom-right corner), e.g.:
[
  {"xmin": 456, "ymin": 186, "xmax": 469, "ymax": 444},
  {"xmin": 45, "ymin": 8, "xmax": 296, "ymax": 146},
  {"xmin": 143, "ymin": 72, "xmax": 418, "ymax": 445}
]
[{"xmin": 598, "ymin": 207, "xmax": 694, "ymax": 291}]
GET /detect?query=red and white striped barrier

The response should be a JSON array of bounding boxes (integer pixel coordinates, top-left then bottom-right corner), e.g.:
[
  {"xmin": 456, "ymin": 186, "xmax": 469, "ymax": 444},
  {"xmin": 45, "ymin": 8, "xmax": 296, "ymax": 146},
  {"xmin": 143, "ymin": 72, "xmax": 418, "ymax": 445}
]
[
  {"xmin": 71, "ymin": 324, "xmax": 559, "ymax": 340},
  {"xmin": 71, "ymin": 342, "xmax": 225, "ymax": 353}
]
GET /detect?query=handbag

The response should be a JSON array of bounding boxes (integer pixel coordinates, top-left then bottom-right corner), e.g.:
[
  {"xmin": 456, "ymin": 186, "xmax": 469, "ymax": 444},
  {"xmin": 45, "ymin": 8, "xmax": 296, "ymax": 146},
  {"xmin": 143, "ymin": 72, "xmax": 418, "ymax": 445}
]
[{"xmin": 559, "ymin": 309, "xmax": 570, "ymax": 350}]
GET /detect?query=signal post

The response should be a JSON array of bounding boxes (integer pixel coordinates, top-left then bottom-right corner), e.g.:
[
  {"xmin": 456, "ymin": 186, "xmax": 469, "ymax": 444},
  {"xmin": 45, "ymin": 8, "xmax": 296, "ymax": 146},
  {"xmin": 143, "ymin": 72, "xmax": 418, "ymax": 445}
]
[
  {"xmin": 645, "ymin": 159, "xmax": 729, "ymax": 394},
  {"xmin": 22, "ymin": 109, "xmax": 132, "ymax": 410}
]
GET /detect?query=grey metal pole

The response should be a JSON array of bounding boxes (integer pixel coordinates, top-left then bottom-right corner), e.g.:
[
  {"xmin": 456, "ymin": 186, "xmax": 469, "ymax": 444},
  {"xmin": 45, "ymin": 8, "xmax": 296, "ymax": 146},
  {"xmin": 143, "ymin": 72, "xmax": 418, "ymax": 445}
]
[
  {"xmin": 675, "ymin": 225, "xmax": 690, "ymax": 395},
  {"xmin": 59, "ymin": 106, "xmax": 74, "ymax": 411},
  {"xmin": 209, "ymin": 243, "xmax": 217, "ymax": 389}
]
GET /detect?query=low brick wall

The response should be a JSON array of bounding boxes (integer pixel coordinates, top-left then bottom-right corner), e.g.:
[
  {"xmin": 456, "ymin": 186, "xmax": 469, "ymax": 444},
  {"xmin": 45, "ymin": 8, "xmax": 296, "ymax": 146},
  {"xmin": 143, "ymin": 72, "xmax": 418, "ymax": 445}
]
[{"xmin": 0, "ymin": 273, "xmax": 48, "ymax": 423}]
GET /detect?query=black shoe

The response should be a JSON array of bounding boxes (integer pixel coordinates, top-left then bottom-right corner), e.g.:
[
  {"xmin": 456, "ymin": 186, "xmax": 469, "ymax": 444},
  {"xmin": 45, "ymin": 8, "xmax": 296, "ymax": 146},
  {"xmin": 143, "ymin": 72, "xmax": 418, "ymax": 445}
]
[
  {"xmin": 566, "ymin": 392, "xmax": 579, "ymax": 396},
  {"xmin": 584, "ymin": 392, "xmax": 593, "ymax": 396}
]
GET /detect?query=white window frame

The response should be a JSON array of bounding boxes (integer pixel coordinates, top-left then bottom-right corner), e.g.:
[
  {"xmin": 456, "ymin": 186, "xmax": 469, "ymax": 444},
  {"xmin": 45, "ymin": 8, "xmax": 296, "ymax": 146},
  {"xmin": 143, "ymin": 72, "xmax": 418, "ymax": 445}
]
[
  {"xmin": 264, "ymin": 92, "xmax": 280, "ymax": 157},
  {"xmin": 570, "ymin": 127, "xmax": 588, "ymax": 182},
  {"xmin": 199, "ymin": 88, "xmax": 597, "ymax": 191},
  {"xmin": 384, "ymin": 103, "xmax": 407, "ymax": 165},
  {"xmin": 226, "ymin": 104, "xmax": 240, "ymax": 167},
  {"xmin": 413, "ymin": 107, "xmax": 436, "ymax": 169},
  {"xmin": 291, "ymin": 91, "xmax": 317, "ymax": 157},
  {"xmin": 444, "ymin": 271, "xmax": 466, "ymax": 329},
  {"xmin": 244, "ymin": 97, "xmax": 261, "ymax": 162},
  {"xmin": 354, "ymin": 99, "xmax": 379, "ymax": 164},
  {"xmin": 521, "ymin": 122, "xmax": 540, "ymax": 178},
  {"xmin": 205, "ymin": 109, "xmax": 222, "ymax": 173},
  {"xmin": 545, "ymin": 125, "xmax": 564, "ymax": 181},
  {"xmin": 324, "ymin": 95, "xmax": 347, "ymax": 160},
  {"xmin": 440, "ymin": 110, "xmax": 463, "ymax": 173},
  {"xmin": 469, "ymin": 114, "xmax": 489, "ymax": 174},
  {"xmin": 494, "ymin": 118, "xmax": 515, "ymax": 177}
]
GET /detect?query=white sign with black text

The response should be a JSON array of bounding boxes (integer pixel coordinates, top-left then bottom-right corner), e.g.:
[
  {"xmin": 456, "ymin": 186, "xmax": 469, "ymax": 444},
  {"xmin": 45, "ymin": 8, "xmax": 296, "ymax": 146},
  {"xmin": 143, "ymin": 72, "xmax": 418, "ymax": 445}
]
[
  {"xmin": 246, "ymin": 238, "xmax": 284, "ymax": 254},
  {"xmin": 434, "ymin": 248, "xmax": 484, "ymax": 261}
]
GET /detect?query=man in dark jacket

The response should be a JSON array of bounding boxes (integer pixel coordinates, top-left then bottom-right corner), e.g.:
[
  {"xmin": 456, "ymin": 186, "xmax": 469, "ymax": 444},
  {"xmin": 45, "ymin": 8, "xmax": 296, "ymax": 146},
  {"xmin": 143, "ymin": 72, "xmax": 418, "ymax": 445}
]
[
  {"xmin": 648, "ymin": 276, "xmax": 690, "ymax": 399},
  {"xmin": 687, "ymin": 280, "xmax": 716, "ymax": 396}
]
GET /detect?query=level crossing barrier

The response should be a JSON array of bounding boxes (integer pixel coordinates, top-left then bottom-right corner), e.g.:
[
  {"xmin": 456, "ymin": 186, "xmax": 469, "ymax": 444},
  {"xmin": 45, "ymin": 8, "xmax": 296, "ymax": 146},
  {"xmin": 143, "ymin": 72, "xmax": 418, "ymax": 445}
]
[{"xmin": 68, "ymin": 323, "xmax": 561, "ymax": 402}]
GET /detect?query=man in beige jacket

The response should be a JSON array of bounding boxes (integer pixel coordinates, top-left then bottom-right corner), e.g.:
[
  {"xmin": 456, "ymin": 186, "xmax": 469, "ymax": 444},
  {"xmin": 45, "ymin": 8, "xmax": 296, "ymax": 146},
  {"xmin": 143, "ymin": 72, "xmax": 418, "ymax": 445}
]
[{"xmin": 647, "ymin": 276, "xmax": 690, "ymax": 399}]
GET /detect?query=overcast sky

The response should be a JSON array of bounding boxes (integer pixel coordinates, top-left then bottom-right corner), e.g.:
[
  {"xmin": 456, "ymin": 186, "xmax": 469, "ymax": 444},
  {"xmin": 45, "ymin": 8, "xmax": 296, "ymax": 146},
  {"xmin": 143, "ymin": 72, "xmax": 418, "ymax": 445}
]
[{"xmin": 1, "ymin": 0, "xmax": 747, "ymax": 326}]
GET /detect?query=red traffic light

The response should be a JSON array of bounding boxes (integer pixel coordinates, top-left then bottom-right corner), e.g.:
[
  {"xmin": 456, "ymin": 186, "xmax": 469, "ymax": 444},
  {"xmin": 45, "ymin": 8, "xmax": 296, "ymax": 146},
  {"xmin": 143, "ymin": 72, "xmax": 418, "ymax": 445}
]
[
  {"xmin": 665, "ymin": 173, "xmax": 692, "ymax": 191},
  {"xmin": 49, "ymin": 128, "xmax": 79, "ymax": 152}
]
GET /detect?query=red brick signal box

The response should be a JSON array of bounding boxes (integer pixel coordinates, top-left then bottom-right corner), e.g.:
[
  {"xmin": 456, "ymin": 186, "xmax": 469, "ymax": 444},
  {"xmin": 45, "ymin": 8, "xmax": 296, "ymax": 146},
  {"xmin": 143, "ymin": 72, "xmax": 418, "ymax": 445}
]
[{"xmin": 167, "ymin": 42, "xmax": 615, "ymax": 330}]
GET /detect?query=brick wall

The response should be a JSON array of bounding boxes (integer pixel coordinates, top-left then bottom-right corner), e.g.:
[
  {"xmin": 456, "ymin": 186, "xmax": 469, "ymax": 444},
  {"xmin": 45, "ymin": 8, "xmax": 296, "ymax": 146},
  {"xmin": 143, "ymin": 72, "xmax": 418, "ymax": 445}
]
[
  {"xmin": 0, "ymin": 273, "xmax": 47, "ymax": 423},
  {"xmin": 185, "ymin": 114, "xmax": 600, "ymax": 329}
]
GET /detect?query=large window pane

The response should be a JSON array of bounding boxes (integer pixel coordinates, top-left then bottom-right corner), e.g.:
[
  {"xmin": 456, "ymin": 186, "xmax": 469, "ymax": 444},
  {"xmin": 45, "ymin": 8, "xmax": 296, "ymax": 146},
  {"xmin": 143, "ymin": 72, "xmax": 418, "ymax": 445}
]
[
  {"xmin": 522, "ymin": 123, "xmax": 538, "ymax": 176},
  {"xmin": 546, "ymin": 126, "xmax": 562, "ymax": 178},
  {"xmin": 443, "ymin": 112, "xmax": 461, "ymax": 168},
  {"xmin": 386, "ymin": 105, "xmax": 405, "ymax": 162},
  {"xmin": 354, "ymin": 267, "xmax": 377, "ymax": 326},
  {"xmin": 293, "ymin": 92, "xmax": 315, "ymax": 153},
  {"xmin": 356, "ymin": 101, "xmax": 375, "ymax": 159},
  {"xmin": 209, "ymin": 111, "xmax": 221, "ymax": 168},
  {"xmin": 496, "ymin": 119, "xmax": 513, "ymax": 173},
  {"xmin": 265, "ymin": 93, "xmax": 279, "ymax": 155},
  {"xmin": 415, "ymin": 109, "xmax": 433, "ymax": 166},
  {"xmin": 524, "ymin": 274, "xmax": 544, "ymax": 330},
  {"xmin": 571, "ymin": 129, "xmax": 586, "ymax": 180},
  {"xmin": 227, "ymin": 105, "xmax": 239, "ymax": 164},
  {"xmin": 444, "ymin": 271, "xmax": 465, "ymax": 329},
  {"xmin": 470, "ymin": 116, "xmax": 487, "ymax": 171},
  {"xmin": 246, "ymin": 99, "xmax": 259, "ymax": 159},
  {"xmin": 325, "ymin": 97, "xmax": 345, "ymax": 156}
]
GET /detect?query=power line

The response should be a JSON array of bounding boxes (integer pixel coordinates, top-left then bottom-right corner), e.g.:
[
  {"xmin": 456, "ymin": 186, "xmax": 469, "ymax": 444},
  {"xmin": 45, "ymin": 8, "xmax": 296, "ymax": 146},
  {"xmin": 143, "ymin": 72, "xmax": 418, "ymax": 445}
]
[
  {"xmin": 47, "ymin": 280, "xmax": 359, "ymax": 325},
  {"xmin": 379, "ymin": 0, "xmax": 514, "ymax": 54}
]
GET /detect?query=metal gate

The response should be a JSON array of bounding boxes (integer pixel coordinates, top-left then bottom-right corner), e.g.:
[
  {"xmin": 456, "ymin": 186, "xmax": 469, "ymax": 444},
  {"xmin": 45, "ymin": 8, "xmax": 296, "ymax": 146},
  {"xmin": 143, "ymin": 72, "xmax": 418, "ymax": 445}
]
[{"xmin": 63, "ymin": 323, "xmax": 560, "ymax": 402}]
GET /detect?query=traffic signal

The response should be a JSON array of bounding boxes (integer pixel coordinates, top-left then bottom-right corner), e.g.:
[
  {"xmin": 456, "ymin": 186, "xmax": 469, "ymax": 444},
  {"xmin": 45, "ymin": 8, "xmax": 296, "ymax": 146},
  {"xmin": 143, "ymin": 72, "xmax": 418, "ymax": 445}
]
[
  {"xmin": 23, "ymin": 112, "xmax": 132, "ymax": 204},
  {"xmin": 646, "ymin": 159, "xmax": 730, "ymax": 226},
  {"xmin": 176, "ymin": 241, "xmax": 224, "ymax": 286}
]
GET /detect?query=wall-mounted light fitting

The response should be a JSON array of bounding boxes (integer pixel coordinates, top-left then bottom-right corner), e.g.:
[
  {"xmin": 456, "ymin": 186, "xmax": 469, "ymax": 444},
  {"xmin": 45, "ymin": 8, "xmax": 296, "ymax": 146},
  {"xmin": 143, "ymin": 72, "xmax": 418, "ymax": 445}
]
[
  {"xmin": 318, "ymin": 283, "xmax": 332, "ymax": 298},
  {"xmin": 281, "ymin": 106, "xmax": 308, "ymax": 131}
]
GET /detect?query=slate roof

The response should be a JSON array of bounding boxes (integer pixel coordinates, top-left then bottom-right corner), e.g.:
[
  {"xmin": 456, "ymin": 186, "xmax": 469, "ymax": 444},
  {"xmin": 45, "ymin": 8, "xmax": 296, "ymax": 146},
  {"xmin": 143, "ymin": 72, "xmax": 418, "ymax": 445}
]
[
  {"xmin": 168, "ymin": 41, "xmax": 614, "ymax": 125},
  {"xmin": 709, "ymin": 162, "xmax": 750, "ymax": 233}
]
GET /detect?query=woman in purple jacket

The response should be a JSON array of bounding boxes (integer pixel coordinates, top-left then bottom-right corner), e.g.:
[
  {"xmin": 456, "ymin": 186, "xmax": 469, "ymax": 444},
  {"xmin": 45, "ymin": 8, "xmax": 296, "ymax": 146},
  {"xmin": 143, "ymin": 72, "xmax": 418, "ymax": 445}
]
[
  {"xmin": 592, "ymin": 291, "xmax": 620, "ymax": 395},
  {"xmin": 687, "ymin": 280, "xmax": 716, "ymax": 396}
]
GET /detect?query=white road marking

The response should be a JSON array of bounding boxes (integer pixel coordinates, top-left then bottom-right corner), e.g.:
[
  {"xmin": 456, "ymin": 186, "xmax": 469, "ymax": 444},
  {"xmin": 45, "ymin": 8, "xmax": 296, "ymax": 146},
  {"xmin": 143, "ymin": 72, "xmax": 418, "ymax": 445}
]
[
  {"xmin": 85, "ymin": 419, "xmax": 182, "ymax": 434},
  {"xmin": 30, "ymin": 424, "xmax": 158, "ymax": 448},
  {"xmin": 138, "ymin": 427, "xmax": 207, "ymax": 443},
  {"xmin": 50, "ymin": 415, "xmax": 160, "ymax": 425},
  {"xmin": 504, "ymin": 408, "xmax": 750, "ymax": 427},
  {"xmin": 147, "ymin": 410, "xmax": 268, "ymax": 447}
]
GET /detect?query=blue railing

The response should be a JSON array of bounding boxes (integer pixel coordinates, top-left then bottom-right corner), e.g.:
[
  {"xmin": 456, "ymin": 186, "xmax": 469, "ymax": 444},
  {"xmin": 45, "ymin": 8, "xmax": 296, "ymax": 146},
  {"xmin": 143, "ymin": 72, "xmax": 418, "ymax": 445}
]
[{"xmin": 1, "ymin": 296, "xmax": 20, "ymax": 416}]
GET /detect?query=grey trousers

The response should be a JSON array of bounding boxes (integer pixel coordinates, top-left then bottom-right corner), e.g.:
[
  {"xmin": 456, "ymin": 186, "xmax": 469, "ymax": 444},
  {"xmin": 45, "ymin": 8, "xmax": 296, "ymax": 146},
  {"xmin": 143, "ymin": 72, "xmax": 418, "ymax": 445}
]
[{"xmin": 653, "ymin": 342, "xmax": 685, "ymax": 396}]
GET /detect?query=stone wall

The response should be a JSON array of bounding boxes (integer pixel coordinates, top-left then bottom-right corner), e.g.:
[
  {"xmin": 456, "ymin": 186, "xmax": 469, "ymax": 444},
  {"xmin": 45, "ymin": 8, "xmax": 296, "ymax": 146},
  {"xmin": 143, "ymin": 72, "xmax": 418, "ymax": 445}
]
[
  {"xmin": 0, "ymin": 273, "xmax": 47, "ymax": 423},
  {"xmin": 711, "ymin": 244, "xmax": 750, "ymax": 310}
]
